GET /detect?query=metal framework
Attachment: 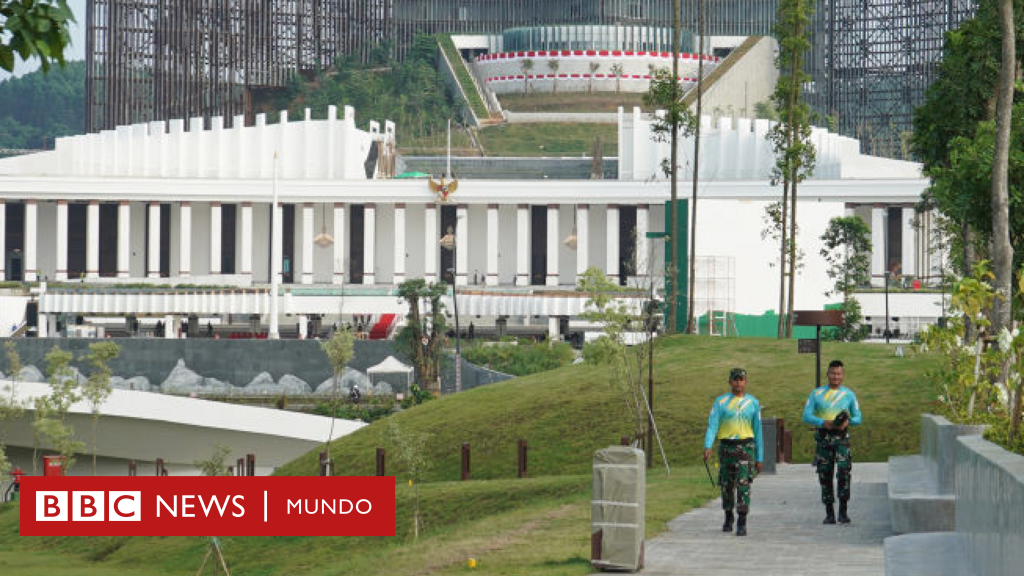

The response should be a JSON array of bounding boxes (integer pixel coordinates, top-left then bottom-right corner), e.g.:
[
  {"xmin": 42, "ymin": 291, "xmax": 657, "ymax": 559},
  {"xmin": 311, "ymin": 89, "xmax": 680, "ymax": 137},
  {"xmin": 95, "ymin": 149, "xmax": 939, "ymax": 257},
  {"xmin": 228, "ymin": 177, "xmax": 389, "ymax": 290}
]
[
  {"xmin": 809, "ymin": 0, "xmax": 975, "ymax": 158},
  {"xmin": 86, "ymin": 0, "xmax": 392, "ymax": 132},
  {"xmin": 87, "ymin": 0, "xmax": 978, "ymax": 158}
]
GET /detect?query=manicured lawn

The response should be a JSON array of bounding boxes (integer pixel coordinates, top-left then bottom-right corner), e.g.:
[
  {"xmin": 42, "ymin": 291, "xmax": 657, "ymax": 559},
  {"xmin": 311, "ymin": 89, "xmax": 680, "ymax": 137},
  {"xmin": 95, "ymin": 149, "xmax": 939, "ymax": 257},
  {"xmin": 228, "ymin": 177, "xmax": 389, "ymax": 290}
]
[
  {"xmin": 476, "ymin": 123, "xmax": 618, "ymax": 157},
  {"xmin": 0, "ymin": 336, "xmax": 939, "ymax": 575}
]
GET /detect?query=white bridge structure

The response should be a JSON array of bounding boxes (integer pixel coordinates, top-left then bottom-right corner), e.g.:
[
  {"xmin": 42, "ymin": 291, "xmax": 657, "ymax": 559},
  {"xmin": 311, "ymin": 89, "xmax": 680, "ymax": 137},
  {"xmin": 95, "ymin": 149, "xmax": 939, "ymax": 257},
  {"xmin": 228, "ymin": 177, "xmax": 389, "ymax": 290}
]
[
  {"xmin": 2, "ymin": 379, "xmax": 364, "ymax": 477},
  {"xmin": 0, "ymin": 102, "xmax": 941, "ymax": 339}
]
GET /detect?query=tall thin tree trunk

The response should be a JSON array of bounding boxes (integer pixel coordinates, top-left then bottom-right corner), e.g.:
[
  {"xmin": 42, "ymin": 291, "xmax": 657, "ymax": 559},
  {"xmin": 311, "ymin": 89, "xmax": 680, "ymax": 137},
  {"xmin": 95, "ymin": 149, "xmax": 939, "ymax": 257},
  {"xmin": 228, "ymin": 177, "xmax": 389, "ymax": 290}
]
[
  {"xmin": 787, "ymin": 168, "xmax": 798, "ymax": 338},
  {"xmin": 778, "ymin": 184, "xmax": 790, "ymax": 338},
  {"xmin": 784, "ymin": 0, "xmax": 805, "ymax": 339},
  {"xmin": 669, "ymin": 0, "xmax": 681, "ymax": 333},
  {"xmin": 991, "ymin": 0, "xmax": 1014, "ymax": 337},
  {"xmin": 994, "ymin": 0, "xmax": 1017, "ymax": 442},
  {"xmin": 687, "ymin": 0, "xmax": 705, "ymax": 334}
]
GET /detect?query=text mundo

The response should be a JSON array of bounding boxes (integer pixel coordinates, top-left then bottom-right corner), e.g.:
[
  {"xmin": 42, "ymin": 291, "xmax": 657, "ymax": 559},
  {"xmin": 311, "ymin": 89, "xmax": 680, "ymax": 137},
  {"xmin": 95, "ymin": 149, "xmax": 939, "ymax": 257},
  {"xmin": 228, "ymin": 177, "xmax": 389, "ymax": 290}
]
[{"xmin": 20, "ymin": 477, "xmax": 396, "ymax": 537}]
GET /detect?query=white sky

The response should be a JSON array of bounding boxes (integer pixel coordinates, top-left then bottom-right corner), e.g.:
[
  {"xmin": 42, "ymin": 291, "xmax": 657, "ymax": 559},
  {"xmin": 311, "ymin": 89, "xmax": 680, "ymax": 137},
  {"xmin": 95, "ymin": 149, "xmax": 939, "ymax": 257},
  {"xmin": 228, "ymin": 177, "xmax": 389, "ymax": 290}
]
[{"xmin": 0, "ymin": 0, "xmax": 87, "ymax": 82}]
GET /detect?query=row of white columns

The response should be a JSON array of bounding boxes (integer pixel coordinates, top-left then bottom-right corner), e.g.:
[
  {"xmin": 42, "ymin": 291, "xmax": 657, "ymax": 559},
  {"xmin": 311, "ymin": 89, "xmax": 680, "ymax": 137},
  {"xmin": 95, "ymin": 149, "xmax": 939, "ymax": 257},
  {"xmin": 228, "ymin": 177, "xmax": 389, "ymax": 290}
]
[{"xmin": 0, "ymin": 200, "xmax": 650, "ymax": 285}]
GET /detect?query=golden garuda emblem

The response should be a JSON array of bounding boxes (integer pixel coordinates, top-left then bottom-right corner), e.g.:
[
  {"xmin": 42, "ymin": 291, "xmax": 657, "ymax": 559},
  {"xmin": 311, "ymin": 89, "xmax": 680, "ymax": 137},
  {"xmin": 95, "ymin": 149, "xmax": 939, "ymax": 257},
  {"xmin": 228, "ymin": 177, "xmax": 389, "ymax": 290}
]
[{"xmin": 429, "ymin": 177, "xmax": 458, "ymax": 203}]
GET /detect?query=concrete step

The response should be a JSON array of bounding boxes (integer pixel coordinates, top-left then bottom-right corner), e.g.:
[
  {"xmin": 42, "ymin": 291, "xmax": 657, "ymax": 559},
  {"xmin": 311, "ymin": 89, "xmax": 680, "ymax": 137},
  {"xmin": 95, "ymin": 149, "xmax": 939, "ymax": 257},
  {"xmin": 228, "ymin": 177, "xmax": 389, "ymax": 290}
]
[{"xmin": 888, "ymin": 455, "xmax": 954, "ymax": 533}]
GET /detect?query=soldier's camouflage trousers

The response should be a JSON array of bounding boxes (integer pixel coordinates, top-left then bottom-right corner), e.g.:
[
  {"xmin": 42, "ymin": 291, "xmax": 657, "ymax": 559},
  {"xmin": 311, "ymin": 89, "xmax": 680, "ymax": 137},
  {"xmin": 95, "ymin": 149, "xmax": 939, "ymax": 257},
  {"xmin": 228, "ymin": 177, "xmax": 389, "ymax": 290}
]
[
  {"xmin": 814, "ymin": 430, "xmax": 852, "ymax": 505},
  {"xmin": 718, "ymin": 439, "xmax": 756, "ymax": 514}
]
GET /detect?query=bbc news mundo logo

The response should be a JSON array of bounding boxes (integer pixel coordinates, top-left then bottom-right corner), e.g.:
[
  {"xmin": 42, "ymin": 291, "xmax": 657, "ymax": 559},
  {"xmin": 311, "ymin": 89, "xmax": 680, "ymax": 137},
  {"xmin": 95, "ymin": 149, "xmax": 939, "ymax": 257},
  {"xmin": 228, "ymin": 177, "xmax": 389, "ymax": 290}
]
[
  {"xmin": 36, "ymin": 491, "xmax": 142, "ymax": 521},
  {"xmin": 20, "ymin": 477, "xmax": 394, "ymax": 537}
]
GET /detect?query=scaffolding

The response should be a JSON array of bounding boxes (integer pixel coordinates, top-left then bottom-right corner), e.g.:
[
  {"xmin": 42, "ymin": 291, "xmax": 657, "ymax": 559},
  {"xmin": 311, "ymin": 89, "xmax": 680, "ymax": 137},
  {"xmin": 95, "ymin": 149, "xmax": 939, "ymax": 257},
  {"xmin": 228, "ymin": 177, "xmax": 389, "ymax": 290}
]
[
  {"xmin": 693, "ymin": 256, "xmax": 736, "ymax": 337},
  {"xmin": 86, "ymin": 0, "xmax": 392, "ymax": 132}
]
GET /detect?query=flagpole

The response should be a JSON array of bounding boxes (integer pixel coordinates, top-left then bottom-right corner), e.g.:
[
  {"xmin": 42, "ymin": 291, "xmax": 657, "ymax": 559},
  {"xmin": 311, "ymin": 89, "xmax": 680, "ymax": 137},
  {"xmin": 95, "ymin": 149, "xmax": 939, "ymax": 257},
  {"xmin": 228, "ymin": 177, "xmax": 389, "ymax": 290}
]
[{"xmin": 269, "ymin": 150, "xmax": 281, "ymax": 339}]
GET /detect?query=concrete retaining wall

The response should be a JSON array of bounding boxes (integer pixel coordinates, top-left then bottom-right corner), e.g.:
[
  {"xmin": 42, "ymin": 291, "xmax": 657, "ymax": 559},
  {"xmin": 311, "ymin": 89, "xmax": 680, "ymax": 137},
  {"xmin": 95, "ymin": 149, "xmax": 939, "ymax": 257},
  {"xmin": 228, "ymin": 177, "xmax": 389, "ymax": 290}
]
[
  {"xmin": 955, "ymin": 435, "xmax": 1024, "ymax": 576},
  {"xmin": 0, "ymin": 337, "xmax": 406, "ymax": 387},
  {"xmin": 923, "ymin": 414, "xmax": 987, "ymax": 493}
]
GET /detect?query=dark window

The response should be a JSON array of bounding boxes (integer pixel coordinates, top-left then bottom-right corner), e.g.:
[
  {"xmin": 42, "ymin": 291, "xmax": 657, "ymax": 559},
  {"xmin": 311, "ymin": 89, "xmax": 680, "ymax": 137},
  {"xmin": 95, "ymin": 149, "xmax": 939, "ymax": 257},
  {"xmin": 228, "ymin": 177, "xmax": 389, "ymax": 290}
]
[
  {"xmin": 68, "ymin": 203, "xmax": 87, "ymax": 278},
  {"xmin": 530, "ymin": 206, "xmax": 547, "ymax": 285},
  {"xmin": 99, "ymin": 203, "xmax": 118, "ymax": 276},
  {"xmin": 349, "ymin": 205, "xmax": 365, "ymax": 284},
  {"xmin": 222, "ymin": 204, "xmax": 237, "ymax": 273}
]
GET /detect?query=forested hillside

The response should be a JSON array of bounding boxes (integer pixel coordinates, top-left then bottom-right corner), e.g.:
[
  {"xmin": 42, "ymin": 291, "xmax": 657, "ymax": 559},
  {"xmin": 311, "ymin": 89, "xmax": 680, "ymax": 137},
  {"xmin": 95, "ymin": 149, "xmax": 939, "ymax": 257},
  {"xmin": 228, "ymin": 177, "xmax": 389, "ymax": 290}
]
[
  {"xmin": 266, "ymin": 36, "xmax": 458, "ymax": 142},
  {"xmin": 0, "ymin": 61, "xmax": 85, "ymax": 150}
]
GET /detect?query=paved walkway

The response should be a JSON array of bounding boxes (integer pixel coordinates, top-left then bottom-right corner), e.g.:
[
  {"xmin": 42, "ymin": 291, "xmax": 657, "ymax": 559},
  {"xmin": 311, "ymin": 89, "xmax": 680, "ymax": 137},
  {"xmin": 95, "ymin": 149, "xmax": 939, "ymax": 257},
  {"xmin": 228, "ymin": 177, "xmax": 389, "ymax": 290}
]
[{"xmin": 637, "ymin": 462, "xmax": 892, "ymax": 576}]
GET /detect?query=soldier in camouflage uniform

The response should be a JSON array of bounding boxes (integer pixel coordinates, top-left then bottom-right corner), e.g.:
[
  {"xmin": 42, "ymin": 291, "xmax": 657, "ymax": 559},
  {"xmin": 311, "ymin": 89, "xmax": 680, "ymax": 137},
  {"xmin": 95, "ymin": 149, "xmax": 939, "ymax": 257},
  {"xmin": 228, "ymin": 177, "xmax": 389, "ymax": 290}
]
[
  {"xmin": 704, "ymin": 368, "xmax": 764, "ymax": 536},
  {"xmin": 802, "ymin": 360, "xmax": 862, "ymax": 524}
]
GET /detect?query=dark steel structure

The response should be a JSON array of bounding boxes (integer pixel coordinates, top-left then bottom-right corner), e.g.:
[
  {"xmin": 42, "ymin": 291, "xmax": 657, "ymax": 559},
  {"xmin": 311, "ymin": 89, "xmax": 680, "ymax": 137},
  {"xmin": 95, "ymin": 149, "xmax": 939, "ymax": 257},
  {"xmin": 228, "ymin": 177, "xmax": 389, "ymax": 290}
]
[
  {"xmin": 808, "ymin": 0, "xmax": 975, "ymax": 158},
  {"xmin": 87, "ymin": 0, "xmax": 977, "ymax": 159},
  {"xmin": 86, "ymin": 0, "xmax": 392, "ymax": 132}
]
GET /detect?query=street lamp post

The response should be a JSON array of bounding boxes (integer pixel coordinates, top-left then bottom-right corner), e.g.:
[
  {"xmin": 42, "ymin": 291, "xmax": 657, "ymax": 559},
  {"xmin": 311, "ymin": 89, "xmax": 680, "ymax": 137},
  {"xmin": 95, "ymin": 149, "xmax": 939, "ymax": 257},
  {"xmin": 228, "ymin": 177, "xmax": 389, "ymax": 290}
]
[{"xmin": 439, "ymin": 227, "xmax": 462, "ymax": 393}]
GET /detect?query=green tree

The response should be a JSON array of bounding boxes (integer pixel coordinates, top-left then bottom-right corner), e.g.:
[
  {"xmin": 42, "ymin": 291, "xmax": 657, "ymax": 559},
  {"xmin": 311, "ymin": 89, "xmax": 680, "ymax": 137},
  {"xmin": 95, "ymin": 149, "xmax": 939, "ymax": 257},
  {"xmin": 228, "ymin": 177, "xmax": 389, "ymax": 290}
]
[
  {"xmin": 547, "ymin": 59, "xmax": 559, "ymax": 93},
  {"xmin": 0, "ymin": 342, "xmax": 25, "ymax": 479},
  {"xmin": 0, "ymin": 60, "xmax": 85, "ymax": 149},
  {"xmin": 81, "ymin": 341, "xmax": 119, "ymax": 475},
  {"xmin": 385, "ymin": 417, "xmax": 432, "ymax": 540},
  {"xmin": 577, "ymin": 267, "xmax": 667, "ymax": 469},
  {"xmin": 643, "ymin": 64, "xmax": 696, "ymax": 334},
  {"xmin": 35, "ymin": 346, "xmax": 84, "ymax": 474},
  {"xmin": 194, "ymin": 444, "xmax": 233, "ymax": 476},
  {"xmin": 0, "ymin": 0, "xmax": 74, "ymax": 73},
  {"xmin": 520, "ymin": 58, "xmax": 534, "ymax": 93},
  {"xmin": 768, "ymin": 0, "xmax": 817, "ymax": 338},
  {"xmin": 588, "ymin": 62, "xmax": 600, "ymax": 93},
  {"xmin": 610, "ymin": 62, "xmax": 623, "ymax": 94},
  {"xmin": 319, "ymin": 328, "xmax": 355, "ymax": 468},
  {"xmin": 395, "ymin": 279, "xmax": 449, "ymax": 395},
  {"xmin": 820, "ymin": 216, "xmax": 873, "ymax": 341},
  {"xmin": 991, "ymin": 0, "xmax": 1016, "ymax": 338}
]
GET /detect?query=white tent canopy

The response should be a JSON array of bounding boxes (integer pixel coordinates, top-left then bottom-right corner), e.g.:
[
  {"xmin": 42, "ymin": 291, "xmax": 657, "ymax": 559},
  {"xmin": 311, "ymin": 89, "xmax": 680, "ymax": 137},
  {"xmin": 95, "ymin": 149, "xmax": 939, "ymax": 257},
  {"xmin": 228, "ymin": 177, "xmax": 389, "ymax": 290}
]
[{"xmin": 366, "ymin": 356, "xmax": 414, "ymax": 390}]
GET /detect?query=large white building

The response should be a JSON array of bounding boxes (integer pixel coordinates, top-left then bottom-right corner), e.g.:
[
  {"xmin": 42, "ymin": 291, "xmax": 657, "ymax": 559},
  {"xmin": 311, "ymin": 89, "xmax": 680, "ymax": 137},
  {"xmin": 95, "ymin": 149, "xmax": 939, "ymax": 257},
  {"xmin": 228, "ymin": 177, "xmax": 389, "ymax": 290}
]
[{"xmin": 0, "ymin": 104, "xmax": 941, "ymax": 339}]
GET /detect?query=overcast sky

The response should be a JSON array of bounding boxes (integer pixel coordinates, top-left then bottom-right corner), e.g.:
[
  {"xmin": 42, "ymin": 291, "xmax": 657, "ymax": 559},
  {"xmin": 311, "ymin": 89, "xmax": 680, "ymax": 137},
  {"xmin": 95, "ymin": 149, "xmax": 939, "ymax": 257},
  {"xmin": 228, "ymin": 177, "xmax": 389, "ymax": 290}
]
[{"xmin": 0, "ymin": 0, "xmax": 87, "ymax": 81}]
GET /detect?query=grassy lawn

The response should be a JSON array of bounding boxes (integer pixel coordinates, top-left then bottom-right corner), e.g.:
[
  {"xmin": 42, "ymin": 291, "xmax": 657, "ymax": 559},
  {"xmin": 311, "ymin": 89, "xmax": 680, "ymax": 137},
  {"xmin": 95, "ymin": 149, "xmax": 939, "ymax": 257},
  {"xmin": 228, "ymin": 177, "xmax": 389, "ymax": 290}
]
[
  {"xmin": 0, "ymin": 336, "xmax": 939, "ymax": 575},
  {"xmin": 498, "ymin": 93, "xmax": 651, "ymax": 113},
  {"xmin": 476, "ymin": 123, "xmax": 617, "ymax": 157}
]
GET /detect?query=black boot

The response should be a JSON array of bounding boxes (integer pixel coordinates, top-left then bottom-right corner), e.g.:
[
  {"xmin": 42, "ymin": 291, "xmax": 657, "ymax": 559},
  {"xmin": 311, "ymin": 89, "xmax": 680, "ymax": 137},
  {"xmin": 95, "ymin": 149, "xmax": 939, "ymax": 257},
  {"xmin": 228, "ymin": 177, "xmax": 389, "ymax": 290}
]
[
  {"xmin": 823, "ymin": 504, "xmax": 836, "ymax": 524},
  {"xmin": 722, "ymin": 510, "xmax": 734, "ymax": 532},
  {"xmin": 735, "ymin": 513, "xmax": 747, "ymax": 536},
  {"xmin": 838, "ymin": 500, "xmax": 850, "ymax": 524}
]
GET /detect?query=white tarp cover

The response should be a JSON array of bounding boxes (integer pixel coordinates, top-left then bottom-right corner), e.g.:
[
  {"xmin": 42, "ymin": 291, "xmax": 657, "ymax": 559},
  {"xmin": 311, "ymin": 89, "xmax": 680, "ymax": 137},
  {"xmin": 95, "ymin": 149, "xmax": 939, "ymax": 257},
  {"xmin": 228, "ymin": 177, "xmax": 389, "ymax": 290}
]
[
  {"xmin": 366, "ymin": 355, "xmax": 413, "ymax": 388},
  {"xmin": 591, "ymin": 445, "xmax": 645, "ymax": 572}
]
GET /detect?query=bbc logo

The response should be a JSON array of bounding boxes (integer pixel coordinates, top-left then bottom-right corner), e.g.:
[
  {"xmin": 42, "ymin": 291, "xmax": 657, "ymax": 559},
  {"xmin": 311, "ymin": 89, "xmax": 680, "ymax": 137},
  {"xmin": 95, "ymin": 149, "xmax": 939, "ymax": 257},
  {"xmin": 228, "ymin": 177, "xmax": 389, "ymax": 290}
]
[{"xmin": 36, "ymin": 491, "xmax": 142, "ymax": 522}]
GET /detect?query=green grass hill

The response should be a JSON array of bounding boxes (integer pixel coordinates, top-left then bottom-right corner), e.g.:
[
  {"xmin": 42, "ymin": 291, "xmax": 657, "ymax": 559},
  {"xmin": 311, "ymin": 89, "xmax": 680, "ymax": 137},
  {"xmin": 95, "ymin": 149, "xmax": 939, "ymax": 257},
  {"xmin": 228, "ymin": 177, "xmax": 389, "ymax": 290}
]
[{"xmin": 0, "ymin": 336, "xmax": 939, "ymax": 576}]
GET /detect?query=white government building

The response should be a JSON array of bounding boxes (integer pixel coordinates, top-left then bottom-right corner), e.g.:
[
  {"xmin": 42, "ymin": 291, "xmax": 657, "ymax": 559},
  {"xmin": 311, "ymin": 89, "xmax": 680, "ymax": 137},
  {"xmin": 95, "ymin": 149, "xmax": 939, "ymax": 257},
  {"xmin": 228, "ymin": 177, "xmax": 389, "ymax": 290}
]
[{"xmin": 0, "ymin": 104, "xmax": 942, "ymax": 339}]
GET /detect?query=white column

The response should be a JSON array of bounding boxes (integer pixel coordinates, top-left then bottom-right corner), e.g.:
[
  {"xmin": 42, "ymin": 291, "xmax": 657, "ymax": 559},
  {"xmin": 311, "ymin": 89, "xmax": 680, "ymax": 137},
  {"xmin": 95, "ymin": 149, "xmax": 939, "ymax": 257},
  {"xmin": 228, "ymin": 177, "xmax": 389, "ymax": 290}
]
[
  {"xmin": 363, "ymin": 203, "xmax": 376, "ymax": 284},
  {"xmin": 86, "ymin": 200, "xmax": 100, "ymax": 279},
  {"xmin": 148, "ymin": 202, "xmax": 161, "ymax": 278},
  {"xmin": 516, "ymin": 204, "xmax": 529, "ymax": 286},
  {"xmin": 24, "ymin": 200, "xmax": 37, "ymax": 282},
  {"xmin": 606, "ymin": 204, "xmax": 620, "ymax": 281},
  {"xmin": 209, "ymin": 202, "xmax": 222, "ymax": 275},
  {"xmin": 456, "ymin": 204, "xmax": 468, "ymax": 286},
  {"xmin": 240, "ymin": 202, "xmax": 253, "ymax": 282},
  {"xmin": 424, "ymin": 203, "xmax": 438, "ymax": 283},
  {"xmin": 164, "ymin": 314, "xmax": 175, "ymax": 339},
  {"xmin": 902, "ymin": 207, "xmax": 916, "ymax": 279},
  {"xmin": 576, "ymin": 204, "xmax": 589, "ymax": 283},
  {"xmin": 546, "ymin": 204, "xmax": 559, "ymax": 286},
  {"xmin": 636, "ymin": 204, "xmax": 649, "ymax": 277},
  {"xmin": 298, "ymin": 314, "xmax": 309, "ymax": 339},
  {"xmin": 55, "ymin": 200, "xmax": 68, "ymax": 280},
  {"xmin": 301, "ymin": 203, "xmax": 314, "ymax": 284},
  {"xmin": 178, "ymin": 202, "xmax": 192, "ymax": 278},
  {"xmin": 333, "ymin": 203, "xmax": 346, "ymax": 284},
  {"xmin": 272, "ymin": 201, "xmax": 283, "ymax": 284},
  {"xmin": 0, "ymin": 201, "xmax": 5, "ymax": 281},
  {"xmin": 117, "ymin": 201, "xmax": 130, "ymax": 278},
  {"xmin": 37, "ymin": 313, "xmax": 47, "ymax": 338},
  {"xmin": 871, "ymin": 207, "xmax": 885, "ymax": 287},
  {"xmin": 486, "ymin": 204, "xmax": 499, "ymax": 286},
  {"xmin": 393, "ymin": 203, "xmax": 406, "ymax": 283}
]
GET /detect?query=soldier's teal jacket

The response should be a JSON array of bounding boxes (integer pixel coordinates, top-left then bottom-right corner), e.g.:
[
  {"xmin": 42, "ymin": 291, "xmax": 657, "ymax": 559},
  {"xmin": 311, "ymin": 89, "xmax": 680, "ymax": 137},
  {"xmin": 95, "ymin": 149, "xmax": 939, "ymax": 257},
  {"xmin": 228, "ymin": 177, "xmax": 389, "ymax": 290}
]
[
  {"xmin": 704, "ymin": 393, "xmax": 764, "ymax": 462},
  {"xmin": 802, "ymin": 386, "xmax": 862, "ymax": 427}
]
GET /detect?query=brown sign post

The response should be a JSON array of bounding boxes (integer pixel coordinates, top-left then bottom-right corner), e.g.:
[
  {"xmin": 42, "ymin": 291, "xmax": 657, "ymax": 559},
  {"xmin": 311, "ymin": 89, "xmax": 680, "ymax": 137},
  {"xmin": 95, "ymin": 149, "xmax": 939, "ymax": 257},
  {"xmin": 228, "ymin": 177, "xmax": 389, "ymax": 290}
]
[{"xmin": 793, "ymin": 310, "xmax": 844, "ymax": 389}]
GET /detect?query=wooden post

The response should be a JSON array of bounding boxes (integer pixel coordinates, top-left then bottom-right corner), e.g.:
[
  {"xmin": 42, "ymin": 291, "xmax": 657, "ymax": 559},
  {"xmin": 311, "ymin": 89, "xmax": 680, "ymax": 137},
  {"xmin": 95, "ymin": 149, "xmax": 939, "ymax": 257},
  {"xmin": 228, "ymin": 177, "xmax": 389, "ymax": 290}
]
[
  {"xmin": 319, "ymin": 451, "xmax": 328, "ymax": 476},
  {"xmin": 237, "ymin": 458, "xmax": 245, "ymax": 476},
  {"xmin": 620, "ymin": 436, "xmax": 631, "ymax": 446},
  {"xmin": 783, "ymin": 430, "xmax": 793, "ymax": 463},
  {"xmin": 776, "ymin": 418, "xmax": 786, "ymax": 463},
  {"xmin": 517, "ymin": 439, "xmax": 527, "ymax": 478},
  {"xmin": 376, "ymin": 448, "xmax": 386, "ymax": 476},
  {"xmin": 128, "ymin": 460, "xmax": 136, "ymax": 476},
  {"xmin": 246, "ymin": 454, "xmax": 255, "ymax": 476},
  {"xmin": 461, "ymin": 442, "xmax": 471, "ymax": 481},
  {"xmin": 155, "ymin": 458, "xmax": 164, "ymax": 476}
]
